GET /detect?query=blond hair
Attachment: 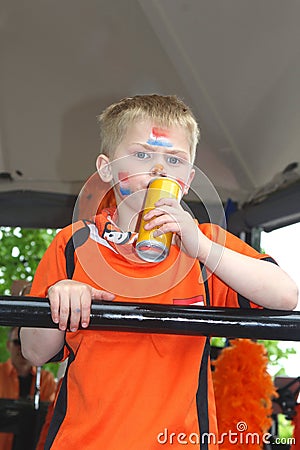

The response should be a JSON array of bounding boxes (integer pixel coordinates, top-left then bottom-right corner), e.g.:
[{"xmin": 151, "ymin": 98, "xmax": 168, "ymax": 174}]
[{"xmin": 97, "ymin": 94, "xmax": 200, "ymax": 163}]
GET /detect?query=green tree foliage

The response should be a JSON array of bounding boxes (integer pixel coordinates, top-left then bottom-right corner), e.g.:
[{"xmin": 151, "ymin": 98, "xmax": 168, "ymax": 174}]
[
  {"xmin": 0, "ymin": 227, "xmax": 58, "ymax": 374},
  {"xmin": 0, "ymin": 226, "xmax": 57, "ymax": 295},
  {"xmin": 0, "ymin": 326, "xmax": 9, "ymax": 362},
  {"xmin": 258, "ymin": 339, "xmax": 296, "ymax": 376}
]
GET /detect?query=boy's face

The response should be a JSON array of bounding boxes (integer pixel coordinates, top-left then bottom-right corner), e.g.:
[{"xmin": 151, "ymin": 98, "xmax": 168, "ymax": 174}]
[{"xmin": 97, "ymin": 119, "xmax": 195, "ymax": 212}]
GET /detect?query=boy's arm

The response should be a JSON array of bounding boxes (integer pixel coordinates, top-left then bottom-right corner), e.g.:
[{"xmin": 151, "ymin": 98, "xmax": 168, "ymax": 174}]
[
  {"xmin": 21, "ymin": 281, "xmax": 115, "ymax": 366},
  {"xmin": 20, "ymin": 229, "xmax": 70, "ymax": 366},
  {"xmin": 20, "ymin": 327, "xmax": 65, "ymax": 367},
  {"xmin": 199, "ymin": 238, "xmax": 298, "ymax": 310},
  {"xmin": 144, "ymin": 198, "xmax": 298, "ymax": 310},
  {"xmin": 20, "ymin": 227, "xmax": 115, "ymax": 365}
]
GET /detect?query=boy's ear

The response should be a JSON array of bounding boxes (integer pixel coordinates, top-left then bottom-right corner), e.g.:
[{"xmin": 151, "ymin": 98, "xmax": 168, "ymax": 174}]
[
  {"xmin": 96, "ymin": 154, "xmax": 113, "ymax": 182},
  {"xmin": 183, "ymin": 168, "xmax": 195, "ymax": 195}
]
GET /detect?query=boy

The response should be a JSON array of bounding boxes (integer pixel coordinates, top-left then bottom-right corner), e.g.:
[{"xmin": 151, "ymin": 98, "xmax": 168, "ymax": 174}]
[{"xmin": 20, "ymin": 95, "xmax": 298, "ymax": 449}]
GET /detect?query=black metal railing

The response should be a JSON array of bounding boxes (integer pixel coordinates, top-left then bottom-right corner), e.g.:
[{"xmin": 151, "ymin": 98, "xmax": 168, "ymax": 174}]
[{"xmin": 1, "ymin": 296, "xmax": 300, "ymax": 341}]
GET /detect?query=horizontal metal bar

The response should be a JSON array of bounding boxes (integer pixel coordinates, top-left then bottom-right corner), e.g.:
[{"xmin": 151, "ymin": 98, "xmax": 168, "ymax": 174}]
[{"xmin": 0, "ymin": 296, "xmax": 300, "ymax": 341}]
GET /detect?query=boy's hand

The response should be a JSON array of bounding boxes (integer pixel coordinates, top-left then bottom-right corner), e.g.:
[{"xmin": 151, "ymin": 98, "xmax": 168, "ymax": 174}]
[
  {"xmin": 47, "ymin": 280, "xmax": 115, "ymax": 332},
  {"xmin": 143, "ymin": 198, "xmax": 207, "ymax": 259}
]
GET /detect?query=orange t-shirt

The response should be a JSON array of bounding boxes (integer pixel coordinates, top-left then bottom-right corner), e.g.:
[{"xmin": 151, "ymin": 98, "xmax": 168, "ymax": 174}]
[{"xmin": 28, "ymin": 209, "xmax": 272, "ymax": 450}]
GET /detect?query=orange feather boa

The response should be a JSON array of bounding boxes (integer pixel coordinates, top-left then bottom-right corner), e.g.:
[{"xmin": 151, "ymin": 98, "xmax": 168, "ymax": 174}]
[{"xmin": 212, "ymin": 339, "xmax": 277, "ymax": 449}]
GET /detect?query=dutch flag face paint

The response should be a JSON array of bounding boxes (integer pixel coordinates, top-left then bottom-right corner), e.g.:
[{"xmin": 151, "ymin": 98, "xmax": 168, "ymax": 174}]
[
  {"xmin": 118, "ymin": 171, "xmax": 131, "ymax": 195},
  {"xmin": 146, "ymin": 127, "xmax": 173, "ymax": 148}
]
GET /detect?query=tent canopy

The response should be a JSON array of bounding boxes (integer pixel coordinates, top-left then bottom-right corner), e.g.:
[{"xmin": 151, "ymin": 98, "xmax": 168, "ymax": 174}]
[{"xmin": 1, "ymin": 0, "xmax": 299, "ymax": 231}]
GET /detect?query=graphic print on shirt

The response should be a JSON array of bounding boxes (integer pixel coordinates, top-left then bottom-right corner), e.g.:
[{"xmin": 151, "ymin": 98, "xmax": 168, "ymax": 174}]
[{"xmin": 102, "ymin": 221, "xmax": 132, "ymax": 244}]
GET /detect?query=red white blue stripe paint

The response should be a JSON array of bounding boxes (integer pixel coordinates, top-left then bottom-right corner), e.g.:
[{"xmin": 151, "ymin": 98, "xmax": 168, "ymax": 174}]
[
  {"xmin": 147, "ymin": 127, "xmax": 173, "ymax": 147},
  {"xmin": 118, "ymin": 172, "xmax": 131, "ymax": 195}
]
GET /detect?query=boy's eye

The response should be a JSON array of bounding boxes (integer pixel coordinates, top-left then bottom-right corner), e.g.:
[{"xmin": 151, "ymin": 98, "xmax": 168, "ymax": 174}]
[
  {"xmin": 135, "ymin": 151, "xmax": 150, "ymax": 160},
  {"xmin": 166, "ymin": 155, "xmax": 181, "ymax": 165}
]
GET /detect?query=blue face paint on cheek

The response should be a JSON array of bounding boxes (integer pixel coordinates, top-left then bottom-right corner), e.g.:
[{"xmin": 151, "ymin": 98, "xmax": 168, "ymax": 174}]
[
  {"xmin": 147, "ymin": 127, "xmax": 173, "ymax": 148},
  {"xmin": 118, "ymin": 172, "xmax": 132, "ymax": 195}
]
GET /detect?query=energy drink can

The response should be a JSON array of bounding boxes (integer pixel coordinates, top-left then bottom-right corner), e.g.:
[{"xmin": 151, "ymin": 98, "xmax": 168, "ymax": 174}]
[{"xmin": 136, "ymin": 177, "xmax": 182, "ymax": 262}]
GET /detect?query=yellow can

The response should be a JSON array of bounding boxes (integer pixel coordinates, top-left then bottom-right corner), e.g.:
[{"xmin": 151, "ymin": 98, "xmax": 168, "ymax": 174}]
[{"xmin": 136, "ymin": 177, "xmax": 182, "ymax": 262}]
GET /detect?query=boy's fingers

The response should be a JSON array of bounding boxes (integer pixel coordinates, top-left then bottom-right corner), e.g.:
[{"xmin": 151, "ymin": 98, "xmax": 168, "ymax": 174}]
[
  {"xmin": 69, "ymin": 293, "xmax": 82, "ymax": 332},
  {"xmin": 144, "ymin": 214, "xmax": 175, "ymax": 230},
  {"xmin": 144, "ymin": 204, "xmax": 177, "ymax": 221},
  {"xmin": 48, "ymin": 286, "xmax": 60, "ymax": 324},
  {"xmin": 91, "ymin": 288, "xmax": 115, "ymax": 301},
  {"xmin": 78, "ymin": 288, "xmax": 115, "ymax": 329},
  {"xmin": 153, "ymin": 223, "xmax": 177, "ymax": 236},
  {"xmin": 81, "ymin": 289, "xmax": 92, "ymax": 328},
  {"xmin": 49, "ymin": 283, "xmax": 115, "ymax": 331},
  {"xmin": 58, "ymin": 291, "xmax": 72, "ymax": 331},
  {"xmin": 154, "ymin": 198, "xmax": 178, "ymax": 208}
]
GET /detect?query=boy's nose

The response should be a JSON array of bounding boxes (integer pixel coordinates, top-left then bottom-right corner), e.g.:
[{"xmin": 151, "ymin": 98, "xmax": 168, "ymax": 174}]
[{"xmin": 150, "ymin": 163, "xmax": 166, "ymax": 176}]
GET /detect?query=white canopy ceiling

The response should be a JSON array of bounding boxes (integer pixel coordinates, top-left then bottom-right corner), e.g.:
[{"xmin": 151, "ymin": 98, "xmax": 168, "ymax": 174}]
[{"xmin": 0, "ymin": 0, "xmax": 300, "ymax": 227}]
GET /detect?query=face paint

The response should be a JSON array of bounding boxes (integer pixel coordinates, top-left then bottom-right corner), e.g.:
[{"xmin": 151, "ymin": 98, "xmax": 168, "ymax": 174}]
[
  {"xmin": 146, "ymin": 127, "xmax": 173, "ymax": 148},
  {"xmin": 152, "ymin": 163, "xmax": 165, "ymax": 174},
  {"xmin": 118, "ymin": 172, "xmax": 131, "ymax": 195}
]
